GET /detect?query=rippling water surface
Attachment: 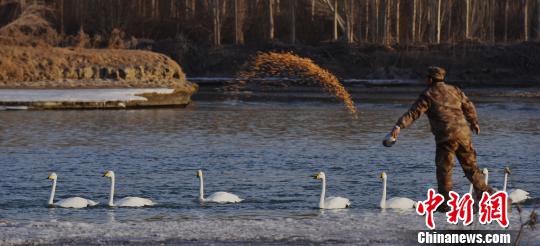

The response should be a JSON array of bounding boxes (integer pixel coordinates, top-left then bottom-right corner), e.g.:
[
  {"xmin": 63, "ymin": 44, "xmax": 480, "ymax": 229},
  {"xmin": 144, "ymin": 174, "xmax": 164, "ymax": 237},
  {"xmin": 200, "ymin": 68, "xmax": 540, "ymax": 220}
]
[{"xmin": 0, "ymin": 96, "xmax": 539, "ymax": 245}]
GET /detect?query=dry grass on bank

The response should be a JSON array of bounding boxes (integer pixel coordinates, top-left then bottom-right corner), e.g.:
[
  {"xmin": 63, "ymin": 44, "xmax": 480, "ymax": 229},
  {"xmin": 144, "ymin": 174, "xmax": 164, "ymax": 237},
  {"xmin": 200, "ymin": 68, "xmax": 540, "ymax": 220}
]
[
  {"xmin": 0, "ymin": 4, "xmax": 196, "ymax": 92},
  {"xmin": 0, "ymin": 5, "xmax": 58, "ymax": 47},
  {"xmin": 0, "ymin": 44, "xmax": 196, "ymax": 91}
]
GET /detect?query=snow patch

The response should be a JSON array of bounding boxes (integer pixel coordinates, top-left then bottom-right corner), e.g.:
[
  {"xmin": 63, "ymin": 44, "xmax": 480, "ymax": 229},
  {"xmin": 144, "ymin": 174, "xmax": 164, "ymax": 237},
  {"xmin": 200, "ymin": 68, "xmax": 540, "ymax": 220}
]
[{"xmin": 0, "ymin": 88, "xmax": 175, "ymax": 102}]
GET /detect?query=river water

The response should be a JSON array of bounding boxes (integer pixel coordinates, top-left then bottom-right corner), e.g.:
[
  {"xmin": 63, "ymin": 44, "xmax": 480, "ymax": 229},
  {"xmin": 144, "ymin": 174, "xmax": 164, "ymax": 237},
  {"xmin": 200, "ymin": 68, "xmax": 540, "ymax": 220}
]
[{"xmin": 0, "ymin": 89, "xmax": 539, "ymax": 245}]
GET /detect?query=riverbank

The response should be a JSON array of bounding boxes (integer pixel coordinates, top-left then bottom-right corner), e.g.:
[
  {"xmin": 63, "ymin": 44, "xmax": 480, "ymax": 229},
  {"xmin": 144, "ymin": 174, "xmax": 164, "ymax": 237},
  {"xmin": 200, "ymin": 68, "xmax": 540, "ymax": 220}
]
[
  {"xmin": 0, "ymin": 45, "xmax": 196, "ymax": 90},
  {"xmin": 0, "ymin": 5, "xmax": 196, "ymax": 109},
  {"xmin": 0, "ymin": 44, "xmax": 197, "ymax": 109}
]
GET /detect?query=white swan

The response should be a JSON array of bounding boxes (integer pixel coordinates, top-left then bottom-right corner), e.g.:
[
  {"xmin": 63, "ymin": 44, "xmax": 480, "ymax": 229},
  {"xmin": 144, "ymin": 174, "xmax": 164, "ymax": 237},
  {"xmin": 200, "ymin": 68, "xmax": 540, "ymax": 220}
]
[
  {"xmin": 197, "ymin": 170, "xmax": 243, "ymax": 203},
  {"xmin": 467, "ymin": 168, "xmax": 490, "ymax": 194},
  {"xmin": 47, "ymin": 172, "xmax": 98, "ymax": 208},
  {"xmin": 379, "ymin": 172, "xmax": 416, "ymax": 209},
  {"xmin": 503, "ymin": 167, "xmax": 530, "ymax": 204},
  {"xmin": 483, "ymin": 168, "xmax": 489, "ymax": 185},
  {"xmin": 102, "ymin": 171, "xmax": 155, "ymax": 207},
  {"xmin": 312, "ymin": 171, "xmax": 350, "ymax": 209}
]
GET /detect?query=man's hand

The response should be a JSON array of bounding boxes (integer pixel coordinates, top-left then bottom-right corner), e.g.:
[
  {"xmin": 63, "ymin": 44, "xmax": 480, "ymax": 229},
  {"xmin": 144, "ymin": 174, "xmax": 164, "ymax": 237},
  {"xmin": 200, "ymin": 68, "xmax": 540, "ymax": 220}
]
[
  {"xmin": 471, "ymin": 124, "xmax": 480, "ymax": 135},
  {"xmin": 391, "ymin": 125, "xmax": 401, "ymax": 139}
]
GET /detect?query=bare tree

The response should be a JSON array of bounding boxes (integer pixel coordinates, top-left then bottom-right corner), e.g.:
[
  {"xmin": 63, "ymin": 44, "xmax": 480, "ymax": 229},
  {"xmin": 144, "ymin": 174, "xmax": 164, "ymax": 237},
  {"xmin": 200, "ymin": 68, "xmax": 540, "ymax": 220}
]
[
  {"xmin": 269, "ymin": 0, "xmax": 275, "ymax": 41},
  {"xmin": 465, "ymin": 0, "xmax": 471, "ymax": 39},
  {"xmin": 31, "ymin": 0, "xmax": 540, "ymax": 47},
  {"xmin": 385, "ymin": 0, "xmax": 391, "ymax": 45},
  {"xmin": 345, "ymin": 0, "xmax": 354, "ymax": 43},
  {"xmin": 212, "ymin": 0, "xmax": 221, "ymax": 46},
  {"xmin": 537, "ymin": 0, "xmax": 540, "ymax": 40},
  {"xmin": 290, "ymin": 0, "xmax": 296, "ymax": 44},
  {"xmin": 375, "ymin": 0, "xmax": 380, "ymax": 43},
  {"xmin": 504, "ymin": 0, "xmax": 509, "ymax": 42},
  {"xmin": 436, "ymin": 0, "xmax": 441, "ymax": 43},
  {"xmin": 524, "ymin": 0, "xmax": 529, "ymax": 41},
  {"xmin": 311, "ymin": 0, "xmax": 315, "ymax": 20},
  {"xmin": 364, "ymin": 0, "xmax": 369, "ymax": 42},
  {"xmin": 412, "ymin": 0, "xmax": 417, "ymax": 42},
  {"xmin": 395, "ymin": 0, "xmax": 400, "ymax": 43},
  {"xmin": 333, "ymin": 0, "xmax": 338, "ymax": 41}
]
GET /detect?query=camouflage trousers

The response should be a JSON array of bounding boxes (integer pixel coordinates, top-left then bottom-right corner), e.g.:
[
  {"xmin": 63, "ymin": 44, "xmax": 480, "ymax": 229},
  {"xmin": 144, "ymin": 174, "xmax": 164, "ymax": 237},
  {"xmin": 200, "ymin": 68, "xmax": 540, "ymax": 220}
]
[{"xmin": 435, "ymin": 138, "xmax": 494, "ymax": 203}]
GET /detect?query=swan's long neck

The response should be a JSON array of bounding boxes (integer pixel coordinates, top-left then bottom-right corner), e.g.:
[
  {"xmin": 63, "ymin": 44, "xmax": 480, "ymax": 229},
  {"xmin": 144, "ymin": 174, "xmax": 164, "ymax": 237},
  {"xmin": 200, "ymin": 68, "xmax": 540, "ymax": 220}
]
[
  {"xmin": 48, "ymin": 179, "xmax": 56, "ymax": 205},
  {"xmin": 199, "ymin": 175, "xmax": 205, "ymax": 201},
  {"xmin": 380, "ymin": 177, "xmax": 387, "ymax": 208},
  {"xmin": 468, "ymin": 183, "xmax": 473, "ymax": 194},
  {"xmin": 484, "ymin": 172, "xmax": 489, "ymax": 186},
  {"xmin": 108, "ymin": 175, "xmax": 115, "ymax": 206},
  {"xmin": 319, "ymin": 177, "xmax": 326, "ymax": 209},
  {"xmin": 503, "ymin": 172, "xmax": 508, "ymax": 192}
]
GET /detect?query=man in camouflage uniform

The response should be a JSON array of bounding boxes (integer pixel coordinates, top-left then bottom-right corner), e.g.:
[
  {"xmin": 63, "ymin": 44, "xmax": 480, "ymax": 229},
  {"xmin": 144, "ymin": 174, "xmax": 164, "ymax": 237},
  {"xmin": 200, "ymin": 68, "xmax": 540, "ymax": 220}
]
[{"xmin": 389, "ymin": 66, "xmax": 494, "ymax": 212}]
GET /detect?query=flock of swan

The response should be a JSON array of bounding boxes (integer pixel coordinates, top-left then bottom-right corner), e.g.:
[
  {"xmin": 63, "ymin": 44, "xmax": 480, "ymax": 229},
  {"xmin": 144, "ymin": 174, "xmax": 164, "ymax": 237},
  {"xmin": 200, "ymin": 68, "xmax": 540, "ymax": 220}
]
[
  {"xmin": 467, "ymin": 168, "xmax": 531, "ymax": 203},
  {"xmin": 46, "ymin": 167, "xmax": 530, "ymax": 210}
]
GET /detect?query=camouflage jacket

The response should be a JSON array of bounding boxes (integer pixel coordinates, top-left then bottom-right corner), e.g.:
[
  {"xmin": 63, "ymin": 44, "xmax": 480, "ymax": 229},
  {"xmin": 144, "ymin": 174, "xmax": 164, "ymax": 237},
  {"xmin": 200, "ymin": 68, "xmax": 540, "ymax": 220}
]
[{"xmin": 396, "ymin": 82, "xmax": 479, "ymax": 143}]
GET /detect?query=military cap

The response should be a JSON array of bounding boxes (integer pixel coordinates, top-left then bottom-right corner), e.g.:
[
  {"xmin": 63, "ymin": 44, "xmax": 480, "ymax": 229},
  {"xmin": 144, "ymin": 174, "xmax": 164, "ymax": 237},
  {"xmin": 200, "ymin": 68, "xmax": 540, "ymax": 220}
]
[{"xmin": 427, "ymin": 66, "xmax": 446, "ymax": 81}]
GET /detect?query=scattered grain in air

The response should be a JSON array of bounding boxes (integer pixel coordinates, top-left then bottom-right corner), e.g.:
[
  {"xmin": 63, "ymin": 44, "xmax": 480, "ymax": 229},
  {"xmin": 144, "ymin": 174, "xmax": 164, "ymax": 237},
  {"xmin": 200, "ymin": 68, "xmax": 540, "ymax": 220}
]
[{"xmin": 237, "ymin": 52, "xmax": 358, "ymax": 117}]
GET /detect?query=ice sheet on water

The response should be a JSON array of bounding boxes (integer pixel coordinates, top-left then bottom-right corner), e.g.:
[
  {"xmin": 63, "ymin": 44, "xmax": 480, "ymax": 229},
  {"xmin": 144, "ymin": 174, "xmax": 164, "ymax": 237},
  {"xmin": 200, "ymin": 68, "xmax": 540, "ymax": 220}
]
[
  {"xmin": 0, "ymin": 88, "xmax": 175, "ymax": 102},
  {"xmin": 1, "ymin": 209, "xmax": 538, "ymax": 245}
]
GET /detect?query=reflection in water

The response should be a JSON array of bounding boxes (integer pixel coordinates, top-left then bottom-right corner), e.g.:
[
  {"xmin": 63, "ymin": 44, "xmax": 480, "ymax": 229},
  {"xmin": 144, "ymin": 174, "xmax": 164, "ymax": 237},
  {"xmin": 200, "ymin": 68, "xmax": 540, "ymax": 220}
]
[{"xmin": 106, "ymin": 210, "xmax": 116, "ymax": 224}]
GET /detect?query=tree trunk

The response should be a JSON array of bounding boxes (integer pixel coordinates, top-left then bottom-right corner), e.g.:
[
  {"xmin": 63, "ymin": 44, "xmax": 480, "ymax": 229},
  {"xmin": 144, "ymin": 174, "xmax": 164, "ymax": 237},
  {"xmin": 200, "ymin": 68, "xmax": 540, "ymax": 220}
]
[
  {"xmin": 490, "ymin": 0, "xmax": 495, "ymax": 43},
  {"xmin": 412, "ymin": 0, "xmax": 416, "ymax": 43},
  {"xmin": 504, "ymin": 0, "xmax": 509, "ymax": 42},
  {"xmin": 365, "ymin": 0, "xmax": 369, "ymax": 42},
  {"xmin": 465, "ymin": 0, "xmax": 470, "ymax": 39},
  {"xmin": 59, "ymin": 0, "xmax": 64, "ymax": 34},
  {"xmin": 234, "ymin": 0, "xmax": 244, "ymax": 44},
  {"xmin": 311, "ymin": 0, "xmax": 315, "ymax": 21},
  {"xmin": 213, "ymin": 0, "xmax": 221, "ymax": 46},
  {"xmin": 447, "ymin": 0, "xmax": 453, "ymax": 43},
  {"xmin": 418, "ymin": 0, "xmax": 423, "ymax": 42},
  {"xmin": 436, "ymin": 0, "xmax": 441, "ymax": 43},
  {"xmin": 385, "ymin": 0, "xmax": 391, "ymax": 45},
  {"xmin": 395, "ymin": 0, "xmax": 400, "ymax": 44},
  {"xmin": 291, "ymin": 0, "xmax": 296, "ymax": 44},
  {"xmin": 333, "ymin": 0, "xmax": 338, "ymax": 41},
  {"xmin": 375, "ymin": 0, "xmax": 379, "ymax": 43},
  {"xmin": 269, "ymin": 0, "xmax": 275, "ymax": 41},
  {"xmin": 345, "ymin": 0, "xmax": 354, "ymax": 43},
  {"xmin": 537, "ymin": 0, "xmax": 540, "ymax": 40},
  {"xmin": 350, "ymin": 0, "xmax": 355, "ymax": 43},
  {"xmin": 524, "ymin": 0, "xmax": 529, "ymax": 41},
  {"xmin": 323, "ymin": 0, "xmax": 346, "ymax": 30},
  {"xmin": 191, "ymin": 0, "xmax": 196, "ymax": 18}
]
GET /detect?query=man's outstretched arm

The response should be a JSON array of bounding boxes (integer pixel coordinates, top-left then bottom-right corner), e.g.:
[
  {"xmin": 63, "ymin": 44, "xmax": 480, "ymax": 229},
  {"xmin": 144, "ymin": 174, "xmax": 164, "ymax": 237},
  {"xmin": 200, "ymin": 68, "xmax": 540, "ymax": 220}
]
[{"xmin": 391, "ymin": 93, "xmax": 430, "ymax": 138}]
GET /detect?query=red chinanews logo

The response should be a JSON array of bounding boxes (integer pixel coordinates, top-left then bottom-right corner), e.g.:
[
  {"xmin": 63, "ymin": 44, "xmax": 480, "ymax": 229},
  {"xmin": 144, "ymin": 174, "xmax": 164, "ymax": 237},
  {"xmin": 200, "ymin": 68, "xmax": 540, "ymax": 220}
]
[
  {"xmin": 416, "ymin": 189, "xmax": 509, "ymax": 229},
  {"xmin": 446, "ymin": 191, "xmax": 474, "ymax": 226}
]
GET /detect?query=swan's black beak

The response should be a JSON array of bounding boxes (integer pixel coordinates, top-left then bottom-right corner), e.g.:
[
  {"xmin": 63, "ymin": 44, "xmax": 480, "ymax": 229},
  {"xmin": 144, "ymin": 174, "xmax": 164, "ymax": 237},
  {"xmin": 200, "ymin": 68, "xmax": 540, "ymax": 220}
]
[
  {"xmin": 102, "ymin": 173, "xmax": 107, "ymax": 177},
  {"xmin": 311, "ymin": 175, "xmax": 318, "ymax": 179},
  {"xmin": 504, "ymin": 167, "xmax": 511, "ymax": 174}
]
